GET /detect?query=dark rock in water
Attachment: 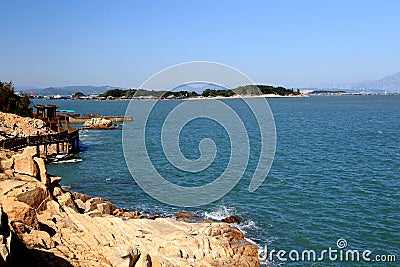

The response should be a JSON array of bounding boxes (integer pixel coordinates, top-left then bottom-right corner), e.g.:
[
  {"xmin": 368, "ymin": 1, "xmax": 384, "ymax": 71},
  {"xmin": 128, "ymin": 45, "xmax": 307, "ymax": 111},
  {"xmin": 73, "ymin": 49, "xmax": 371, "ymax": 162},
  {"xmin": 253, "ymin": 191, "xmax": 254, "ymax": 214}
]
[
  {"xmin": 140, "ymin": 213, "xmax": 160, "ymax": 220},
  {"xmin": 222, "ymin": 215, "xmax": 240, "ymax": 224},
  {"xmin": 174, "ymin": 212, "xmax": 198, "ymax": 222}
]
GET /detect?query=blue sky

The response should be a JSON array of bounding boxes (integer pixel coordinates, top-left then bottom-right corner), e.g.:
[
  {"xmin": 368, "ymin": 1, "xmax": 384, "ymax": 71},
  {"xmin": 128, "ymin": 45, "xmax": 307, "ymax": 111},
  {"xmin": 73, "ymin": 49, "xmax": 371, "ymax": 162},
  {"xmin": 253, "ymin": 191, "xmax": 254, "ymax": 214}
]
[{"xmin": 1, "ymin": 0, "xmax": 399, "ymax": 89}]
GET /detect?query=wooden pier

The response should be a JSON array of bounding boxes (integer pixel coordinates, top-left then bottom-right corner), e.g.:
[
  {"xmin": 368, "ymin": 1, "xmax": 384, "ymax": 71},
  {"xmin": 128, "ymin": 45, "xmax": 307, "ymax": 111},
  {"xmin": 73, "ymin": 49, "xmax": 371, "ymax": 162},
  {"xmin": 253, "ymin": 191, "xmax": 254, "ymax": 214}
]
[
  {"xmin": 0, "ymin": 104, "xmax": 80, "ymax": 157},
  {"xmin": 0, "ymin": 128, "xmax": 80, "ymax": 156}
]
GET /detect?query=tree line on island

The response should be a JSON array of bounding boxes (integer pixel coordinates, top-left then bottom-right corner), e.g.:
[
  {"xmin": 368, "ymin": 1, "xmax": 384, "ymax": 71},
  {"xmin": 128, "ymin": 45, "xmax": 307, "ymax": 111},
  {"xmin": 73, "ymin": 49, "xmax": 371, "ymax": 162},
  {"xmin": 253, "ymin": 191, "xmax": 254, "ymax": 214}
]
[{"xmin": 94, "ymin": 85, "xmax": 301, "ymax": 99}]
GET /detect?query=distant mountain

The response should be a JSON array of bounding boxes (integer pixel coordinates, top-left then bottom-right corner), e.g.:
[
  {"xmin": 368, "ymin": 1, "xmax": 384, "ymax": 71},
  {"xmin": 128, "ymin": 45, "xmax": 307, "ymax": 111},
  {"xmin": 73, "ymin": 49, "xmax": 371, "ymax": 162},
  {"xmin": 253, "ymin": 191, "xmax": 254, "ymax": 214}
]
[
  {"xmin": 330, "ymin": 72, "xmax": 400, "ymax": 93},
  {"xmin": 172, "ymin": 83, "xmax": 227, "ymax": 94},
  {"xmin": 19, "ymin": 85, "xmax": 126, "ymax": 96}
]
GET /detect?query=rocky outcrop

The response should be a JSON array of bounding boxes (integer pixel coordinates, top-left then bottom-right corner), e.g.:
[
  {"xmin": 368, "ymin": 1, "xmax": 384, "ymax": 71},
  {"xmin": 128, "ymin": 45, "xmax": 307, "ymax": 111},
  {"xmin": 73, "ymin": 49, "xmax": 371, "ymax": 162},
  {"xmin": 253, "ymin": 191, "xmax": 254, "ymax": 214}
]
[
  {"xmin": 222, "ymin": 215, "xmax": 241, "ymax": 224},
  {"xmin": 0, "ymin": 112, "xmax": 53, "ymax": 139},
  {"xmin": 0, "ymin": 151, "xmax": 260, "ymax": 266},
  {"xmin": 83, "ymin": 118, "xmax": 113, "ymax": 129},
  {"xmin": 0, "ymin": 205, "xmax": 12, "ymax": 265}
]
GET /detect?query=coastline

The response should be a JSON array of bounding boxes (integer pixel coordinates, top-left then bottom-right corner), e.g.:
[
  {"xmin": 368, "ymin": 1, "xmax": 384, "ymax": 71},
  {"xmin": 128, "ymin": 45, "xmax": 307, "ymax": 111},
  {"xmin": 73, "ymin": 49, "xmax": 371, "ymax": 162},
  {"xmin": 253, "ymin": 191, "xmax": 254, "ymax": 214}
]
[
  {"xmin": 0, "ymin": 147, "xmax": 260, "ymax": 266},
  {"xmin": 0, "ymin": 113, "xmax": 260, "ymax": 266},
  {"xmin": 182, "ymin": 93, "xmax": 308, "ymax": 101}
]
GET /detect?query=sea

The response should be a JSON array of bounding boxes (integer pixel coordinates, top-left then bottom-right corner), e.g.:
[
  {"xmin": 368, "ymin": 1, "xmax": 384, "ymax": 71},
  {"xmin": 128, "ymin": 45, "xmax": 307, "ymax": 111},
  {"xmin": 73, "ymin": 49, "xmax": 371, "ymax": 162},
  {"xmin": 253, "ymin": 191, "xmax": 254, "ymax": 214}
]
[{"xmin": 33, "ymin": 95, "xmax": 400, "ymax": 266}]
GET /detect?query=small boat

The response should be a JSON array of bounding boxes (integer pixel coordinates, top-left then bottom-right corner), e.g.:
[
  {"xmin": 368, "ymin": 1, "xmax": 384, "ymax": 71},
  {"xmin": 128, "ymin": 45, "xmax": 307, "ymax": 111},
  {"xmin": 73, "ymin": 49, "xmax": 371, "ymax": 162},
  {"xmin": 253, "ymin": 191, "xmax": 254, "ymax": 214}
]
[
  {"xmin": 48, "ymin": 153, "xmax": 77, "ymax": 163},
  {"xmin": 58, "ymin": 109, "xmax": 75, "ymax": 113}
]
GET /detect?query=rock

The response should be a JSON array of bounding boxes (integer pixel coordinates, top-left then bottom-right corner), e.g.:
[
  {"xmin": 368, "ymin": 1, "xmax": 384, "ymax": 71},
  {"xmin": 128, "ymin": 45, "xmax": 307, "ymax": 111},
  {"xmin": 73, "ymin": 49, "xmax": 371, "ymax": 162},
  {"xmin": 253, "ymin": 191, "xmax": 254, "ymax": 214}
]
[
  {"xmin": 221, "ymin": 215, "xmax": 240, "ymax": 224},
  {"xmin": 22, "ymin": 146, "xmax": 38, "ymax": 157},
  {"xmin": 112, "ymin": 246, "xmax": 140, "ymax": 267},
  {"xmin": 84, "ymin": 197, "xmax": 111, "ymax": 212},
  {"xmin": 49, "ymin": 175, "xmax": 62, "ymax": 185},
  {"xmin": 74, "ymin": 199, "xmax": 86, "ymax": 213},
  {"xmin": 0, "ymin": 236, "xmax": 10, "ymax": 266},
  {"xmin": 0, "ymin": 146, "xmax": 259, "ymax": 266},
  {"xmin": 16, "ymin": 186, "xmax": 50, "ymax": 211},
  {"xmin": 97, "ymin": 202, "xmax": 115, "ymax": 215},
  {"xmin": 70, "ymin": 191, "xmax": 91, "ymax": 203},
  {"xmin": 52, "ymin": 186, "xmax": 63, "ymax": 197},
  {"xmin": 3, "ymin": 169, "xmax": 13, "ymax": 177},
  {"xmin": 21, "ymin": 230, "xmax": 53, "ymax": 249},
  {"xmin": 33, "ymin": 157, "xmax": 49, "ymax": 185},
  {"xmin": 0, "ymin": 180, "xmax": 26, "ymax": 196},
  {"xmin": 0, "ymin": 205, "xmax": 12, "ymax": 265},
  {"xmin": 139, "ymin": 214, "xmax": 160, "ymax": 220},
  {"xmin": 136, "ymin": 253, "xmax": 152, "ymax": 267},
  {"xmin": 1, "ymin": 199, "xmax": 39, "ymax": 235},
  {"xmin": 83, "ymin": 118, "xmax": 113, "ymax": 129},
  {"xmin": 0, "ymin": 112, "xmax": 53, "ymax": 137},
  {"xmin": 0, "ymin": 159, "xmax": 13, "ymax": 171},
  {"xmin": 83, "ymin": 197, "xmax": 116, "ymax": 215},
  {"xmin": 12, "ymin": 154, "xmax": 39, "ymax": 177},
  {"xmin": 175, "ymin": 211, "xmax": 204, "ymax": 223},
  {"xmin": 113, "ymin": 209, "xmax": 141, "ymax": 219},
  {"xmin": 87, "ymin": 210, "xmax": 102, "ymax": 217},
  {"xmin": 56, "ymin": 192, "xmax": 78, "ymax": 212}
]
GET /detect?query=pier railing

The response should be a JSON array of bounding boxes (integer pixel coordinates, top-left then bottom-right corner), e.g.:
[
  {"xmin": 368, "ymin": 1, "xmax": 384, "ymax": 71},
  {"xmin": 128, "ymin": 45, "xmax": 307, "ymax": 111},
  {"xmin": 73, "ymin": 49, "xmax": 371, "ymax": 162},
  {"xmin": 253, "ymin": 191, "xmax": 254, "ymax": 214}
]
[{"xmin": 0, "ymin": 129, "xmax": 79, "ymax": 150}]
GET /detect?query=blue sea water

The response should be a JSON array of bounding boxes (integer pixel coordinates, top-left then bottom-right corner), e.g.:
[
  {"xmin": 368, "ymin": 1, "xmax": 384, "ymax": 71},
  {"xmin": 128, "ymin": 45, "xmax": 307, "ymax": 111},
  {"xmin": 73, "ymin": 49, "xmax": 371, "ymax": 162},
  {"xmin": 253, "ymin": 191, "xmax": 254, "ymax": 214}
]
[{"xmin": 35, "ymin": 96, "xmax": 400, "ymax": 266}]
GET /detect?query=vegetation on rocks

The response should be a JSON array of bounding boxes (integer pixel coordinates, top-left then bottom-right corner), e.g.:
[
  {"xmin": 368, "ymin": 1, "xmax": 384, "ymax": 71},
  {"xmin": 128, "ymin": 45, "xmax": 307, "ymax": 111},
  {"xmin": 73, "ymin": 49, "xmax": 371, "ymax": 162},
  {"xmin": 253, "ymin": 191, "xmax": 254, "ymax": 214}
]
[
  {"xmin": 0, "ymin": 81, "xmax": 32, "ymax": 117},
  {"xmin": 234, "ymin": 84, "xmax": 301, "ymax": 96}
]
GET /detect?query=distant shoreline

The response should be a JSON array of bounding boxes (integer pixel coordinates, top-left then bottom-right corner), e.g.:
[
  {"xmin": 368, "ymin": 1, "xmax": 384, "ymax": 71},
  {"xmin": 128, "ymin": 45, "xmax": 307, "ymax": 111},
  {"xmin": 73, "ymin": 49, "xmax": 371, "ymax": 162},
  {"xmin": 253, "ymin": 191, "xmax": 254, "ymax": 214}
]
[
  {"xmin": 32, "ymin": 93, "xmax": 308, "ymax": 101},
  {"xmin": 30, "ymin": 93, "xmax": 400, "ymax": 101},
  {"xmin": 182, "ymin": 93, "xmax": 308, "ymax": 100}
]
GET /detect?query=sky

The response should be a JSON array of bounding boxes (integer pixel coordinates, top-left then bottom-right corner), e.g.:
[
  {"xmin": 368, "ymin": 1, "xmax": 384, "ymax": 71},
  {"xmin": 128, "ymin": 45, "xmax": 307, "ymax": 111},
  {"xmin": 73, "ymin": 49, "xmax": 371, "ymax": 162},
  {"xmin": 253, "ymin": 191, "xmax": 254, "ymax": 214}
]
[{"xmin": 1, "ymin": 0, "xmax": 400, "ymax": 89}]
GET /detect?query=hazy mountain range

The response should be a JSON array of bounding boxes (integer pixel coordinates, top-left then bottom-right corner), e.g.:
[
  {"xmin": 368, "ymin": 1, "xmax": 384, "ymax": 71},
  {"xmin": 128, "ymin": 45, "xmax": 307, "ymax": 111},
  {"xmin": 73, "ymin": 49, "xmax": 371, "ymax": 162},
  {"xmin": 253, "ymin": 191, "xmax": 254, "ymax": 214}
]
[
  {"xmin": 19, "ymin": 85, "xmax": 123, "ymax": 96},
  {"xmin": 320, "ymin": 72, "xmax": 400, "ymax": 93},
  {"xmin": 16, "ymin": 72, "xmax": 400, "ymax": 95},
  {"xmin": 172, "ymin": 83, "xmax": 227, "ymax": 93}
]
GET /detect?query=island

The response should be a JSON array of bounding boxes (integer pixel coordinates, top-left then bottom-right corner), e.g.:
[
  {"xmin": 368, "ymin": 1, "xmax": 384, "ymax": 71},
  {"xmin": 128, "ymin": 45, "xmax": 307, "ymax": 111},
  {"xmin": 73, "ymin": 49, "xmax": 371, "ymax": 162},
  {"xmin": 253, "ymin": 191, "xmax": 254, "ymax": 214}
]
[{"xmin": 93, "ymin": 84, "xmax": 305, "ymax": 100}]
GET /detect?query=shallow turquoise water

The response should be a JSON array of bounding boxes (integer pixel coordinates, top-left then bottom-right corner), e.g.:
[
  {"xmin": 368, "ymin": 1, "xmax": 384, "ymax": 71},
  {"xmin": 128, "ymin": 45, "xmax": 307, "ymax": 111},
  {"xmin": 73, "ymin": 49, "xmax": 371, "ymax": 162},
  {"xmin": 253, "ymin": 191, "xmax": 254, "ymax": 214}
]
[{"xmin": 36, "ymin": 96, "xmax": 400, "ymax": 266}]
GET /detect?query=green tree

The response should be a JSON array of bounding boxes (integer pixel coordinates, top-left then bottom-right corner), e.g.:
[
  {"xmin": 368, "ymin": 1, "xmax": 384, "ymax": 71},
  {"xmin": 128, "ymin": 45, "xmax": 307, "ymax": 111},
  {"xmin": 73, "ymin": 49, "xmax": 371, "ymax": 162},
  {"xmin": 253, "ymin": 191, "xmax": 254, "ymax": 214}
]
[
  {"xmin": 202, "ymin": 89, "xmax": 235, "ymax": 97},
  {"xmin": 0, "ymin": 81, "xmax": 32, "ymax": 117}
]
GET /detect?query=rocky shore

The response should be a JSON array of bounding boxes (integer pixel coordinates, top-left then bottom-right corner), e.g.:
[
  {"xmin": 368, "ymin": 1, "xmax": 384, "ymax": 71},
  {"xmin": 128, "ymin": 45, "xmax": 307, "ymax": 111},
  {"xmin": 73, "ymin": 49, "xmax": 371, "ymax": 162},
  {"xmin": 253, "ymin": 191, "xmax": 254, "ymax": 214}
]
[
  {"xmin": 0, "ymin": 112, "xmax": 54, "ymax": 139},
  {"xmin": 0, "ymin": 115, "xmax": 259, "ymax": 266}
]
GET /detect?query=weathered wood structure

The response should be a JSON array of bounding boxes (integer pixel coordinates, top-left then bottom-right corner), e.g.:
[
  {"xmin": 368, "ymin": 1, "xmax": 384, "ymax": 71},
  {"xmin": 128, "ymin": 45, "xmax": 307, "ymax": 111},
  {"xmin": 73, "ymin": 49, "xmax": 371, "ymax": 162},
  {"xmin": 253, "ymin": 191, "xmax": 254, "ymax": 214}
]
[{"xmin": 0, "ymin": 105, "xmax": 80, "ymax": 157}]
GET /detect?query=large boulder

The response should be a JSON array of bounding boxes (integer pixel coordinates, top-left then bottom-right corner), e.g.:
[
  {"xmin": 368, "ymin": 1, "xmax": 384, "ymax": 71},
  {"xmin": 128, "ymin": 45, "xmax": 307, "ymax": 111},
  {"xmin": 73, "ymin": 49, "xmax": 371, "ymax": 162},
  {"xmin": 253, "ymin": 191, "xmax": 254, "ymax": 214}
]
[
  {"xmin": 16, "ymin": 187, "xmax": 50, "ymax": 211},
  {"xmin": 84, "ymin": 197, "xmax": 116, "ymax": 215},
  {"xmin": 12, "ymin": 154, "xmax": 38, "ymax": 177},
  {"xmin": 33, "ymin": 157, "xmax": 49, "ymax": 185},
  {"xmin": 56, "ymin": 192, "xmax": 79, "ymax": 212},
  {"xmin": 0, "ymin": 199, "xmax": 39, "ymax": 235}
]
